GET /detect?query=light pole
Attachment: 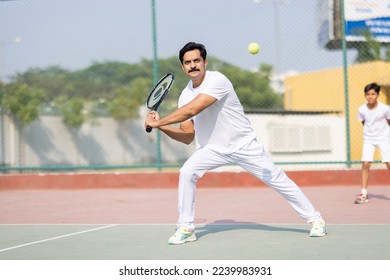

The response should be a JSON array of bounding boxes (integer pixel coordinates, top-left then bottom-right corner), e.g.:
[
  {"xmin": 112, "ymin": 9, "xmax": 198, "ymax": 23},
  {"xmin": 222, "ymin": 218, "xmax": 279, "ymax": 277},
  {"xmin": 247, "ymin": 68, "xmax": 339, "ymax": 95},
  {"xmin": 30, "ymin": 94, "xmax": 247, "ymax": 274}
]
[
  {"xmin": 1, "ymin": 1, "xmax": 22, "ymax": 170},
  {"xmin": 273, "ymin": 1, "xmax": 281, "ymax": 74},
  {"xmin": 0, "ymin": 0, "xmax": 21, "ymax": 81},
  {"xmin": 253, "ymin": 0, "xmax": 288, "ymax": 74},
  {"xmin": 0, "ymin": 37, "xmax": 21, "ymax": 82}
]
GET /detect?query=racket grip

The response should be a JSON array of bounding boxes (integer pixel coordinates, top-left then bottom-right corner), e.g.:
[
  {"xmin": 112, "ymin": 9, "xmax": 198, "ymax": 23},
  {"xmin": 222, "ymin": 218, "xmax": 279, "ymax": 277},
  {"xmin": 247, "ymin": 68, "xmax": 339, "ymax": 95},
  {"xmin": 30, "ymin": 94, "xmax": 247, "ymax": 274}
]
[{"xmin": 146, "ymin": 125, "xmax": 153, "ymax": 133}]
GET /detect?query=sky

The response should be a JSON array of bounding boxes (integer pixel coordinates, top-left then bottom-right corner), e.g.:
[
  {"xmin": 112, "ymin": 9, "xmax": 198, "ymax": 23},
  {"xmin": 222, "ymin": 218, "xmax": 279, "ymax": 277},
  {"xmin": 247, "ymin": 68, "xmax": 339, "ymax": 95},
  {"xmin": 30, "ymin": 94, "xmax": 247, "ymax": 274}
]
[{"xmin": 0, "ymin": 0, "xmax": 358, "ymax": 81}]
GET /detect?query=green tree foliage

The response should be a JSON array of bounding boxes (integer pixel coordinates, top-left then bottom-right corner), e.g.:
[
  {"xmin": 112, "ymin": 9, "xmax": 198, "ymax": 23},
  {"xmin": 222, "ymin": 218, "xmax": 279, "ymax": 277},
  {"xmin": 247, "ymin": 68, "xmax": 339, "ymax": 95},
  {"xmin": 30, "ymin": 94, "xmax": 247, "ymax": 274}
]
[
  {"xmin": 59, "ymin": 97, "xmax": 85, "ymax": 128},
  {"xmin": 355, "ymin": 30, "xmax": 390, "ymax": 63},
  {"xmin": 221, "ymin": 62, "xmax": 282, "ymax": 109},
  {"xmin": 108, "ymin": 77, "xmax": 150, "ymax": 120},
  {"xmin": 1, "ymin": 83, "xmax": 45, "ymax": 125},
  {"xmin": 15, "ymin": 66, "xmax": 71, "ymax": 100},
  {"xmin": 4, "ymin": 57, "xmax": 282, "ymax": 126},
  {"xmin": 0, "ymin": 82, "xmax": 4, "ymax": 109}
]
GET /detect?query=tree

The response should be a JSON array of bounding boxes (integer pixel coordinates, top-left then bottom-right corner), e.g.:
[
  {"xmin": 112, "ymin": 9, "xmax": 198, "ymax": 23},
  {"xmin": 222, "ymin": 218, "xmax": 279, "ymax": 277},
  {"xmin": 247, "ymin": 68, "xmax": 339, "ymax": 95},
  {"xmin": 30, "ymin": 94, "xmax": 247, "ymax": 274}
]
[
  {"xmin": 0, "ymin": 82, "xmax": 46, "ymax": 167},
  {"xmin": 4, "ymin": 57, "xmax": 283, "ymax": 126},
  {"xmin": 218, "ymin": 62, "xmax": 282, "ymax": 109},
  {"xmin": 2, "ymin": 83, "xmax": 45, "ymax": 125},
  {"xmin": 59, "ymin": 97, "xmax": 85, "ymax": 128},
  {"xmin": 354, "ymin": 30, "xmax": 390, "ymax": 63},
  {"xmin": 107, "ymin": 77, "xmax": 150, "ymax": 120}
]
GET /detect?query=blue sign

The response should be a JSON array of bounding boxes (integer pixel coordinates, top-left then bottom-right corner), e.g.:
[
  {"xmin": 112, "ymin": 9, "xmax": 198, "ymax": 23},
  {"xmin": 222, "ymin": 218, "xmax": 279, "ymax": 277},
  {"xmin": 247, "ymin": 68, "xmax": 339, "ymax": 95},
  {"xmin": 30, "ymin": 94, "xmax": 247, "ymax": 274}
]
[{"xmin": 345, "ymin": 0, "xmax": 390, "ymax": 42}]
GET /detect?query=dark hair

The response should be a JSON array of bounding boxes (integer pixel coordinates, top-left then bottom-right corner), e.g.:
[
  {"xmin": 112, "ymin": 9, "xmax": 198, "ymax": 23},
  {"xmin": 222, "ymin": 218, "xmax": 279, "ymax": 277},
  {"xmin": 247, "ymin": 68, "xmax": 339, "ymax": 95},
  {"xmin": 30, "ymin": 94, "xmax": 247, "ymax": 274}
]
[
  {"xmin": 364, "ymin": 83, "xmax": 380, "ymax": 94},
  {"xmin": 179, "ymin": 42, "xmax": 207, "ymax": 64}
]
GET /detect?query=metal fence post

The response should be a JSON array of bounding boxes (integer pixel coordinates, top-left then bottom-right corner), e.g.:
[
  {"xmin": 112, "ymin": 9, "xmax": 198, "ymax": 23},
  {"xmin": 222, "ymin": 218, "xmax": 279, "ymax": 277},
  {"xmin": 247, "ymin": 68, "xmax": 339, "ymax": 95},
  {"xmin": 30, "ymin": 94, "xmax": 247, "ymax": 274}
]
[
  {"xmin": 151, "ymin": 0, "xmax": 162, "ymax": 171},
  {"xmin": 340, "ymin": 0, "xmax": 351, "ymax": 168}
]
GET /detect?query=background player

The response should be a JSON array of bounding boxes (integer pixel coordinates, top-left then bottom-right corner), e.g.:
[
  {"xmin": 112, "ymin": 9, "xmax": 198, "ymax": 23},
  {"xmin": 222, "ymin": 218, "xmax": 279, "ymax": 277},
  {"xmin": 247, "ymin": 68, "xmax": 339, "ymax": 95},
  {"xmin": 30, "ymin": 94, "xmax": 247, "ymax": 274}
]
[{"xmin": 356, "ymin": 82, "xmax": 390, "ymax": 204}]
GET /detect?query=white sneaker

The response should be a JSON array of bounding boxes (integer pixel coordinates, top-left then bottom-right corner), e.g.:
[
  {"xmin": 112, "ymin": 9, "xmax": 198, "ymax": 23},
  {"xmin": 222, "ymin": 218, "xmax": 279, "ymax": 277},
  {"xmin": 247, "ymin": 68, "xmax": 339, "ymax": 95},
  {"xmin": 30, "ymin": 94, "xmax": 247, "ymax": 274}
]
[
  {"xmin": 308, "ymin": 218, "xmax": 327, "ymax": 237},
  {"xmin": 168, "ymin": 227, "xmax": 197, "ymax": 245},
  {"xmin": 354, "ymin": 194, "xmax": 369, "ymax": 204}
]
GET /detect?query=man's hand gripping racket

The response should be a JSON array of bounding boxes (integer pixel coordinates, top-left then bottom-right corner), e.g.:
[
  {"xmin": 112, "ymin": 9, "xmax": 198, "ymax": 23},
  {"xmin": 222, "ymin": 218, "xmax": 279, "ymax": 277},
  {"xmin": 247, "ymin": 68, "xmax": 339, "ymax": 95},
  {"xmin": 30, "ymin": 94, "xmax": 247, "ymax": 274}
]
[{"xmin": 145, "ymin": 73, "xmax": 174, "ymax": 133}]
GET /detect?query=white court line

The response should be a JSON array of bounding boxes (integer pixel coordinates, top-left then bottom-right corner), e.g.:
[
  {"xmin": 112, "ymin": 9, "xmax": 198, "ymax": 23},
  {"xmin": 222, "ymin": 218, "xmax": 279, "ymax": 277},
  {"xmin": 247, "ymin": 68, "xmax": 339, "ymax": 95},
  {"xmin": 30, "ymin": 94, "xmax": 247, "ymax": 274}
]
[{"xmin": 0, "ymin": 224, "xmax": 117, "ymax": 253}]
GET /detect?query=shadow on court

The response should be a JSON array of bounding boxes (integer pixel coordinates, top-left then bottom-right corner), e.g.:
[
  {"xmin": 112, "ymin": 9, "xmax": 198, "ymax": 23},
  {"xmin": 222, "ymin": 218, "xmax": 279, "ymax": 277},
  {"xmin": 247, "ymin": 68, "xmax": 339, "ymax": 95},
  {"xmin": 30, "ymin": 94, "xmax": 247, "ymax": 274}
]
[
  {"xmin": 195, "ymin": 221, "xmax": 308, "ymax": 239},
  {"xmin": 369, "ymin": 193, "xmax": 390, "ymax": 201}
]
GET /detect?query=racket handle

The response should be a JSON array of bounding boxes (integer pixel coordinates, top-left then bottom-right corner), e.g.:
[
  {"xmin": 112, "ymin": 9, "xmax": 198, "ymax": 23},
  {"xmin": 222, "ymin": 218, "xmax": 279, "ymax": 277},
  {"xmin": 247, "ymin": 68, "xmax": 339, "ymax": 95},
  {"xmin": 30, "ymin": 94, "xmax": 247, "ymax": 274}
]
[{"xmin": 146, "ymin": 125, "xmax": 153, "ymax": 133}]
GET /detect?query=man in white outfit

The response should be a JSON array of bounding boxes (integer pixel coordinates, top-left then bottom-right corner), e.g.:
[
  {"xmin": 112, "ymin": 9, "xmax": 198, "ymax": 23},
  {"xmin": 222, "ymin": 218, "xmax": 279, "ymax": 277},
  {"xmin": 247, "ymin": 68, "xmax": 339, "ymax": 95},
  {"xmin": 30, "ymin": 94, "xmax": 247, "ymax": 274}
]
[{"xmin": 145, "ymin": 42, "xmax": 326, "ymax": 245}]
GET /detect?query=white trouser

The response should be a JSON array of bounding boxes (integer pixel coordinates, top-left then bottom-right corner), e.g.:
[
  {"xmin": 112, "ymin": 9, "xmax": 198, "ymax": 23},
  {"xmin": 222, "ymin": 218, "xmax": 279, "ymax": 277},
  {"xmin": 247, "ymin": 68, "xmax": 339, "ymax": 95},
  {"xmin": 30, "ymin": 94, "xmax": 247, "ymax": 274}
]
[{"xmin": 177, "ymin": 139, "xmax": 322, "ymax": 230}]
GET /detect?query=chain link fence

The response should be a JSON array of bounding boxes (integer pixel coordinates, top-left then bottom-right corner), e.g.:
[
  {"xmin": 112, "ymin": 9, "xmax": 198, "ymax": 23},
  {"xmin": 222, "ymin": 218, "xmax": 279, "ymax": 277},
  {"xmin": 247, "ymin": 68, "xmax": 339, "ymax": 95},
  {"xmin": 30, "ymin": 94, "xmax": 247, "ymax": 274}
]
[{"xmin": 0, "ymin": 0, "xmax": 389, "ymax": 172}]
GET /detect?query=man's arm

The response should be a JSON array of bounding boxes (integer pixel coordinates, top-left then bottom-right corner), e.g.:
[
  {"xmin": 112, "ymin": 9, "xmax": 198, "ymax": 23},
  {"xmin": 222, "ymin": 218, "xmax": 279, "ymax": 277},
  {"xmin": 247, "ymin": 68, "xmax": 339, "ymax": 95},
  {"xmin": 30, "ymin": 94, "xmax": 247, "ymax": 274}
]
[
  {"xmin": 159, "ymin": 120, "xmax": 195, "ymax": 145},
  {"xmin": 146, "ymin": 93, "xmax": 216, "ymax": 128}
]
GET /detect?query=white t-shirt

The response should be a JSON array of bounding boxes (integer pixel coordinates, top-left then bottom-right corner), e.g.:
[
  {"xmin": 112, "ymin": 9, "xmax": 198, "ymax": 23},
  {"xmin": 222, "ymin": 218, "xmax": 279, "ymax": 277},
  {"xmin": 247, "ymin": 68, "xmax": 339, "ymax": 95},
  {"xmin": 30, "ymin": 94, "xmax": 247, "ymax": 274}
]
[
  {"xmin": 178, "ymin": 71, "xmax": 257, "ymax": 153},
  {"xmin": 358, "ymin": 101, "xmax": 390, "ymax": 142}
]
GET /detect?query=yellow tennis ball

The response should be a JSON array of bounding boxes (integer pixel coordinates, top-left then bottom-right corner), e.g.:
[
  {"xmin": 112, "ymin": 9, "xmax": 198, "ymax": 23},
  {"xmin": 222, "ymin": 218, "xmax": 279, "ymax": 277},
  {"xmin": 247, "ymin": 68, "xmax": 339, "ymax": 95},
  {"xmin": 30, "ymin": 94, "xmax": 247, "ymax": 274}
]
[{"xmin": 248, "ymin": 42, "xmax": 260, "ymax": 54}]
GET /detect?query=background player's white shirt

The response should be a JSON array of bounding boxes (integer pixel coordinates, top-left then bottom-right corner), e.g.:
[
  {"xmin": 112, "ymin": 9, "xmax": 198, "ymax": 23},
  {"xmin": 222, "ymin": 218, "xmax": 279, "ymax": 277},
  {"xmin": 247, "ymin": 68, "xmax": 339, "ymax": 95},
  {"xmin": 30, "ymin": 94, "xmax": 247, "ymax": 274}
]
[
  {"xmin": 358, "ymin": 101, "xmax": 390, "ymax": 142},
  {"xmin": 178, "ymin": 70, "xmax": 257, "ymax": 154}
]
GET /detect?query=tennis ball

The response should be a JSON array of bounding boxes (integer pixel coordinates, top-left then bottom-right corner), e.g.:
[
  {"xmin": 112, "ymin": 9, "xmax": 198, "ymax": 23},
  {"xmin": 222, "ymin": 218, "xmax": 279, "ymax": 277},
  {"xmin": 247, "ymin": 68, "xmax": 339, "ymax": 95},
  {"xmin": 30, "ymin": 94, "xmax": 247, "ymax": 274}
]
[{"xmin": 248, "ymin": 42, "xmax": 260, "ymax": 54}]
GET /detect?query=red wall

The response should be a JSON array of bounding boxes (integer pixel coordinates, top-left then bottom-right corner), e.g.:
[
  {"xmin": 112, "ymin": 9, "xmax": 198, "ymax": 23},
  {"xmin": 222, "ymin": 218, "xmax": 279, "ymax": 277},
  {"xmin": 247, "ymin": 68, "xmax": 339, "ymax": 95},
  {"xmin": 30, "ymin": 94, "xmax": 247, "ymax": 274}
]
[{"xmin": 0, "ymin": 169, "xmax": 388, "ymax": 190}]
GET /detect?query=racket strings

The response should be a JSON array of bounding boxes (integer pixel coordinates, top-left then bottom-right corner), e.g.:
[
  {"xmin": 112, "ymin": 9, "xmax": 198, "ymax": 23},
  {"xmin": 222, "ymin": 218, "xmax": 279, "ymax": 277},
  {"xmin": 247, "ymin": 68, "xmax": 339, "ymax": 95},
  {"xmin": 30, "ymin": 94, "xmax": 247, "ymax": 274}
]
[{"xmin": 147, "ymin": 74, "xmax": 174, "ymax": 109}]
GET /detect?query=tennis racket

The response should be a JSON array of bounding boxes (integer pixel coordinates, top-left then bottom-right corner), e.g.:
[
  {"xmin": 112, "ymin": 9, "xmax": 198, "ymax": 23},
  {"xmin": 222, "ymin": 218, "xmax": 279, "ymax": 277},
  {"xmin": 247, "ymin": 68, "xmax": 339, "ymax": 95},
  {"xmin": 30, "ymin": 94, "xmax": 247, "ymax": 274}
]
[{"xmin": 145, "ymin": 72, "xmax": 174, "ymax": 133}]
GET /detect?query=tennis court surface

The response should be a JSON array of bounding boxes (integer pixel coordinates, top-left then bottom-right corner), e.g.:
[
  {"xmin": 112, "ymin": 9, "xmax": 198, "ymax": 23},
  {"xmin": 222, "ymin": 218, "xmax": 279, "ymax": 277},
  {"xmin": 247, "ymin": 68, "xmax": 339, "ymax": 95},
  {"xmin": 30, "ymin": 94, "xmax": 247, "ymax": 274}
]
[
  {"xmin": 0, "ymin": 181, "xmax": 389, "ymax": 279},
  {"xmin": 1, "ymin": 184, "xmax": 389, "ymax": 260}
]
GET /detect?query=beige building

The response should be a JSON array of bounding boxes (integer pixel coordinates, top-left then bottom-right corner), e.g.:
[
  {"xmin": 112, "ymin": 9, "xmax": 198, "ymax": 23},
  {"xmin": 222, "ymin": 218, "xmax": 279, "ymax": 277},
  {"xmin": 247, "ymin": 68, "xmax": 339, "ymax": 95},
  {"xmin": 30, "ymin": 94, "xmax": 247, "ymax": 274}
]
[{"xmin": 284, "ymin": 61, "xmax": 390, "ymax": 162}]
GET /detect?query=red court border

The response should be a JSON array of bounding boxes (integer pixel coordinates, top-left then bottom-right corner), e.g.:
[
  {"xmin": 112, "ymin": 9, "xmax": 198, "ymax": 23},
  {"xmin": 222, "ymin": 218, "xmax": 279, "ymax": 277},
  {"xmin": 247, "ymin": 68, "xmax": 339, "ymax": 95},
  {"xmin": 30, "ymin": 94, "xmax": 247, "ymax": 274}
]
[{"xmin": 0, "ymin": 169, "xmax": 388, "ymax": 190}]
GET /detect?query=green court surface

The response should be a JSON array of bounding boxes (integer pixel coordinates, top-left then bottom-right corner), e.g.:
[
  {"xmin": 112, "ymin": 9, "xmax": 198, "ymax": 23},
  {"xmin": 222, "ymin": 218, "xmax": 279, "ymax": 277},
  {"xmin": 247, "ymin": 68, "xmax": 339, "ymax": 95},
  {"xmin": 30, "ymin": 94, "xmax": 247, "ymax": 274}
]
[{"xmin": 0, "ymin": 223, "xmax": 389, "ymax": 260}]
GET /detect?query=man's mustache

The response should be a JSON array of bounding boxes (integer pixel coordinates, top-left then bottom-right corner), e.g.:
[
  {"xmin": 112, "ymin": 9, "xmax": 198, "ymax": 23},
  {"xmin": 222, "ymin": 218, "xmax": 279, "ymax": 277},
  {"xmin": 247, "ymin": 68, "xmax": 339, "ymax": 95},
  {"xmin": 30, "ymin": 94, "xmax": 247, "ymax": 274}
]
[{"xmin": 189, "ymin": 68, "xmax": 200, "ymax": 73}]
